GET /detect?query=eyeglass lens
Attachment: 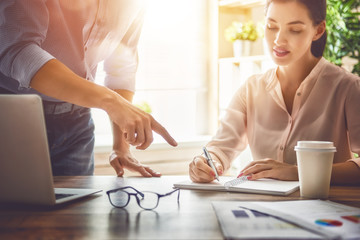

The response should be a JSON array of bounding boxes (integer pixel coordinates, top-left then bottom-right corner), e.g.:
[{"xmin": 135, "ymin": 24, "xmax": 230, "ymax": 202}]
[
  {"xmin": 138, "ymin": 191, "xmax": 159, "ymax": 209},
  {"xmin": 110, "ymin": 190, "xmax": 130, "ymax": 207}
]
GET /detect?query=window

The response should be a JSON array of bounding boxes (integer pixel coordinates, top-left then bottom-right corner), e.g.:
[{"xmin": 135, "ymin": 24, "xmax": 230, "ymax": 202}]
[{"xmin": 92, "ymin": 0, "xmax": 212, "ymax": 149}]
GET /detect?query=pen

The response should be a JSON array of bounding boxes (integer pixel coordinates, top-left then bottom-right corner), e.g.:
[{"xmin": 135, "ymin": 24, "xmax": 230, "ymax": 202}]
[{"xmin": 202, "ymin": 147, "xmax": 219, "ymax": 181}]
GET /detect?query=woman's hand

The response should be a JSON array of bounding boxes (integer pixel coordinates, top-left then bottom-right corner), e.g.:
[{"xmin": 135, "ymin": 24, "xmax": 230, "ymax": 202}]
[
  {"xmin": 189, "ymin": 155, "xmax": 224, "ymax": 183},
  {"xmin": 109, "ymin": 150, "xmax": 161, "ymax": 177},
  {"xmin": 239, "ymin": 158, "xmax": 298, "ymax": 181}
]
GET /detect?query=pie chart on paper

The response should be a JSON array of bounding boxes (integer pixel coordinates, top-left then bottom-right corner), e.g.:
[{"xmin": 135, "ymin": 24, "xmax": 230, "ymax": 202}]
[{"xmin": 315, "ymin": 219, "xmax": 343, "ymax": 227}]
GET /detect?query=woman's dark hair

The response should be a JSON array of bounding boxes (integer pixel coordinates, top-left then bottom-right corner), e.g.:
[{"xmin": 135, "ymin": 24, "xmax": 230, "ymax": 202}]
[{"xmin": 265, "ymin": 0, "xmax": 327, "ymax": 57}]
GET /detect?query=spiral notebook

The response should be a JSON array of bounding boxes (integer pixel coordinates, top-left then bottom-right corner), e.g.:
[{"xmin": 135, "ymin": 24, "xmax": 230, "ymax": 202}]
[{"xmin": 174, "ymin": 176, "xmax": 299, "ymax": 196}]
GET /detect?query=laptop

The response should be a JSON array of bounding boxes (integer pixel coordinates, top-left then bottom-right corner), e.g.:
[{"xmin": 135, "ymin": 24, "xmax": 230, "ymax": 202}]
[{"xmin": 0, "ymin": 94, "xmax": 102, "ymax": 206}]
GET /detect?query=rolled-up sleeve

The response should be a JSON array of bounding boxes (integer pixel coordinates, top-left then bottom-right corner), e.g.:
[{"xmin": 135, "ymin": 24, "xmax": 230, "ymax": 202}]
[
  {"xmin": 207, "ymin": 82, "xmax": 249, "ymax": 171},
  {"xmin": 0, "ymin": 0, "xmax": 54, "ymax": 89},
  {"xmin": 103, "ymin": 7, "xmax": 145, "ymax": 92},
  {"xmin": 103, "ymin": 43, "xmax": 138, "ymax": 92}
]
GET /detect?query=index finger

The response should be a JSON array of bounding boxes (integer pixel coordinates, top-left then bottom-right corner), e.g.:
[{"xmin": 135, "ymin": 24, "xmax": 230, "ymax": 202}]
[
  {"xmin": 241, "ymin": 159, "xmax": 265, "ymax": 172},
  {"xmin": 238, "ymin": 160, "xmax": 260, "ymax": 177},
  {"xmin": 151, "ymin": 118, "xmax": 178, "ymax": 147},
  {"xmin": 240, "ymin": 159, "xmax": 273, "ymax": 176}
]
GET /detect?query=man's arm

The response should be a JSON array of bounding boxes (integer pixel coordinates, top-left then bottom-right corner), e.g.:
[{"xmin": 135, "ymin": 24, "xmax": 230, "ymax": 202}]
[
  {"xmin": 107, "ymin": 89, "xmax": 162, "ymax": 177},
  {"xmin": 31, "ymin": 59, "xmax": 177, "ymax": 149}
]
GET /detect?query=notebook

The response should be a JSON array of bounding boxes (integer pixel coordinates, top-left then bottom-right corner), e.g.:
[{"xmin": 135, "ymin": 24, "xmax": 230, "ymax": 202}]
[
  {"xmin": 0, "ymin": 94, "xmax": 102, "ymax": 206},
  {"xmin": 174, "ymin": 176, "xmax": 299, "ymax": 196}
]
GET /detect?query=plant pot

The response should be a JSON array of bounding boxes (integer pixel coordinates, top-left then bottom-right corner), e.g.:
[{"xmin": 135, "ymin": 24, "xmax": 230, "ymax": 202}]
[{"xmin": 233, "ymin": 40, "xmax": 251, "ymax": 57}]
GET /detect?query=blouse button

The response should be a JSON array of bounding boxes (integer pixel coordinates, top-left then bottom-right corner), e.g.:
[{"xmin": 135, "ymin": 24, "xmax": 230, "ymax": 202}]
[
  {"xmin": 297, "ymin": 92, "xmax": 301, "ymax": 96},
  {"xmin": 280, "ymin": 146, "xmax": 284, "ymax": 151}
]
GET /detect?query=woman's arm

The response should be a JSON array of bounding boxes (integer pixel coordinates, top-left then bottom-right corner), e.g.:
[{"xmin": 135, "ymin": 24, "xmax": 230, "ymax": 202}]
[{"xmin": 331, "ymin": 161, "xmax": 360, "ymax": 185}]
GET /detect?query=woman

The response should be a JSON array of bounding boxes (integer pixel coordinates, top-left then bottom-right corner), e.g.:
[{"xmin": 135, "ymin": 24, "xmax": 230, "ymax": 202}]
[{"xmin": 189, "ymin": 0, "xmax": 360, "ymax": 185}]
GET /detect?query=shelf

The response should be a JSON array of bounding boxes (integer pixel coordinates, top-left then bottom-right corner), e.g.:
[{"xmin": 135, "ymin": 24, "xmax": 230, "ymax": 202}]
[
  {"xmin": 214, "ymin": 0, "xmax": 269, "ymax": 129},
  {"xmin": 219, "ymin": 0, "xmax": 265, "ymax": 8}
]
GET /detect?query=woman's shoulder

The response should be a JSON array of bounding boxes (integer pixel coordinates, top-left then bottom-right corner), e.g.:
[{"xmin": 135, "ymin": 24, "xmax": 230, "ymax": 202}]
[
  {"xmin": 244, "ymin": 68, "xmax": 276, "ymax": 87},
  {"xmin": 321, "ymin": 58, "xmax": 360, "ymax": 84},
  {"xmin": 233, "ymin": 68, "xmax": 276, "ymax": 102}
]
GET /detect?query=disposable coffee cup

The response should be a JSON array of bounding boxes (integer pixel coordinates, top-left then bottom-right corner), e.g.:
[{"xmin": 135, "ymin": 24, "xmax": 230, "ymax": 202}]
[{"xmin": 294, "ymin": 141, "xmax": 336, "ymax": 199}]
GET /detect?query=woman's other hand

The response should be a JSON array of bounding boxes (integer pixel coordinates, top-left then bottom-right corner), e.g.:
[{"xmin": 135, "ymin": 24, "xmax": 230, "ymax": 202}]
[{"xmin": 239, "ymin": 158, "xmax": 298, "ymax": 181}]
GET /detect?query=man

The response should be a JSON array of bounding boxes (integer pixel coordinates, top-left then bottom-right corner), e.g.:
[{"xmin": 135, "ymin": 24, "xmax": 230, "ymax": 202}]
[{"xmin": 0, "ymin": 0, "xmax": 177, "ymax": 176}]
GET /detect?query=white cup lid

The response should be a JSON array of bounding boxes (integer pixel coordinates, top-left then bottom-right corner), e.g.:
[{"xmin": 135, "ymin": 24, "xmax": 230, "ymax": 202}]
[{"xmin": 294, "ymin": 141, "xmax": 336, "ymax": 152}]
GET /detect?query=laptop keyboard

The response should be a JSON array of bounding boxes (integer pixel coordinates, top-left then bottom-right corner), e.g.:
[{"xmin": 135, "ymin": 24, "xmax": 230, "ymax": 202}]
[{"xmin": 55, "ymin": 193, "xmax": 76, "ymax": 200}]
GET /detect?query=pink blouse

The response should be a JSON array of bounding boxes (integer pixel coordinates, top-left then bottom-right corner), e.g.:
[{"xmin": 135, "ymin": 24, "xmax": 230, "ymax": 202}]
[{"xmin": 207, "ymin": 58, "xmax": 360, "ymax": 172}]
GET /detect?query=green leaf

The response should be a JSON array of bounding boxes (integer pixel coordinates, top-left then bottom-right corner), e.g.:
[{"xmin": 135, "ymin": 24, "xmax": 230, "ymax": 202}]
[{"xmin": 325, "ymin": 0, "xmax": 360, "ymax": 75}]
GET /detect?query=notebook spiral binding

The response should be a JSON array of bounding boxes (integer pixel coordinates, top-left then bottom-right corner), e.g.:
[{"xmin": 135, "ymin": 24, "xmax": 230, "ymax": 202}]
[{"xmin": 224, "ymin": 175, "xmax": 248, "ymax": 189}]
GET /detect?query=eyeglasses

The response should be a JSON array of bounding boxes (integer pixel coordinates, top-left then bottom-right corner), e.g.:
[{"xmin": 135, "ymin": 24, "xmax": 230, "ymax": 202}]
[{"xmin": 106, "ymin": 186, "xmax": 180, "ymax": 210}]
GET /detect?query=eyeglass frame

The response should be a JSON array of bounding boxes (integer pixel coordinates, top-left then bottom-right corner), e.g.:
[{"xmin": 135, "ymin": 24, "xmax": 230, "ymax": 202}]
[{"xmin": 106, "ymin": 186, "xmax": 180, "ymax": 210}]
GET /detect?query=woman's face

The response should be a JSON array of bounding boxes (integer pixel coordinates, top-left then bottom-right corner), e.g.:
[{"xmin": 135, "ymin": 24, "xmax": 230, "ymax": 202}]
[{"xmin": 265, "ymin": 1, "xmax": 321, "ymax": 66}]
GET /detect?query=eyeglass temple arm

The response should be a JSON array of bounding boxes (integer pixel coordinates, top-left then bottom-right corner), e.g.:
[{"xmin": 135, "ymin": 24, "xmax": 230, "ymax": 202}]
[{"xmin": 160, "ymin": 188, "xmax": 180, "ymax": 202}]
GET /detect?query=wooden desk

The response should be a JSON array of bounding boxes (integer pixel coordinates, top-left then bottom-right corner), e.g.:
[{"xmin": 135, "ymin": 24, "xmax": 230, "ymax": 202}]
[{"xmin": 1, "ymin": 176, "xmax": 359, "ymax": 239}]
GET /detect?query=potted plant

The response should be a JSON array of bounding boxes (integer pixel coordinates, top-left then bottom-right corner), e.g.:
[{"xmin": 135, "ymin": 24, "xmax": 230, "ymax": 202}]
[{"xmin": 225, "ymin": 20, "xmax": 260, "ymax": 57}]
